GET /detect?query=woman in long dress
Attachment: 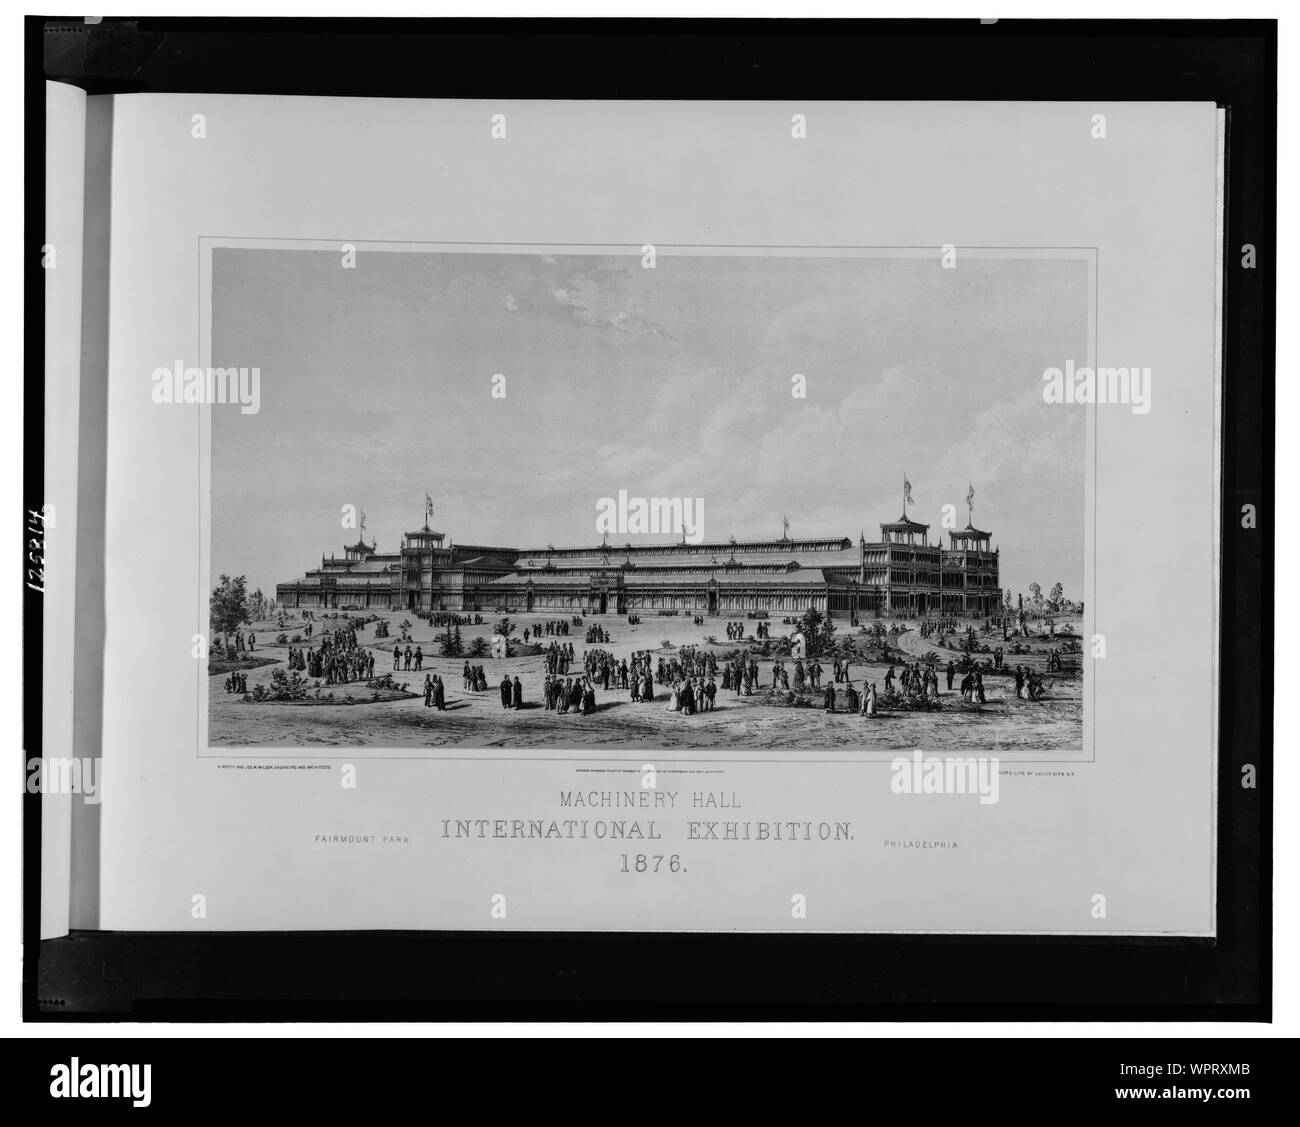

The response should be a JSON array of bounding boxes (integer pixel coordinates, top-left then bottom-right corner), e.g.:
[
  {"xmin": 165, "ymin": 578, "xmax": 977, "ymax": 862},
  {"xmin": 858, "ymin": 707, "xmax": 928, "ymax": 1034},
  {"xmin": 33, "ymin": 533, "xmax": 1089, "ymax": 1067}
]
[
  {"xmin": 863, "ymin": 682, "xmax": 877, "ymax": 718},
  {"xmin": 667, "ymin": 683, "xmax": 680, "ymax": 712}
]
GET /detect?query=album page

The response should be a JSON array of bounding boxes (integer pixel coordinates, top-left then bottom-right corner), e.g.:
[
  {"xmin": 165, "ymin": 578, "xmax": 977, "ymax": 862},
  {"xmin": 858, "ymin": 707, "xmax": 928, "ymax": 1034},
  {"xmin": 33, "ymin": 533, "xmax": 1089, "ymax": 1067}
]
[{"xmin": 87, "ymin": 94, "xmax": 1222, "ymax": 933}]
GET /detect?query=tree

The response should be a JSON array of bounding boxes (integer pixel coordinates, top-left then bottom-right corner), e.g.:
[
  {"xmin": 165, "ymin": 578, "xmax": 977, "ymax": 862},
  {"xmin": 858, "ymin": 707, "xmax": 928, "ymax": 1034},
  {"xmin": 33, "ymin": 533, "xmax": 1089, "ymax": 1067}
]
[
  {"xmin": 494, "ymin": 617, "xmax": 516, "ymax": 638},
  {"xmin": 439, "ymin": 623, "xmax": 463, "ymax": 657},
  {"xmin": 210, "ymin": 574, "xmax": 250, "ymax": 652},
  {"xmin": 1028, "ymin": 582, "xmax": 1043, "ymax": 617},
  {"xmin": 798, "ymin": 606, "xmax": 836, "ymax": 657},
  {"xmin": 1048, "ymin": 582, "xmax": 1064, "ymax": 612}
]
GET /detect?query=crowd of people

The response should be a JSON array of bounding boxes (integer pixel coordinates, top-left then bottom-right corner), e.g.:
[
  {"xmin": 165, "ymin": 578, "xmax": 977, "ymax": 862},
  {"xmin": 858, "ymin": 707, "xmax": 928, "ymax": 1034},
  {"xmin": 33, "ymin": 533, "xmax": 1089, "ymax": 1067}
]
[
  {"xmin": 282, "ymin": 627, "xmax": 376, "ymax": 683},
  {"xmin": 658, "ymin": 646, "xmax": 719, "ymax": 685},
  {"xmin": 543, "ymin": 640, "xmax": 576, "ymax": 675},
  {"xmin": 884, "ymin": 661, "xmax": 942, "ymax": 700},
  {"xmin": 532, "ymin": 619, "xmax": 574, "ymax": 638},
  {"xmin": 722, "ymin": 656, "xmax": 761, "ymax": 695},
  {"xmin": 721, "ymin": 657, "xmax": 828, "ymax": 693},
  {"xmin": 1013, "ymin": 666, "xmax": 1048, "ymax": 700},
  {"xmin": 957, "ymin": 669, "xmax": 987, "ymax": 703},
  {"xmin": 238, "ymin": 605, "xmax": 1074, "ymax": 721},
  {"xmin": 544, "ymin": 674, "xmax": 597, "ymax": 714},
  {"xmin": 820, "ymin": 680, "xmax": 860, "ymax": 712},
  {"xmin": 665, "ymin": 677, "xmax": 717, "ymax": 714},
  {"xmin": 583, "ymin": 648, "xmax": 624, "ymax": 688},
  {"xmin": 918, "ymin": 618, "xmax": 967, "ymax": 640},
  {"xmin": 426, "ymin": 612, "xmax": 483, "ymax": 628},
  {"xmin": 393, "ymin": 644, "xmax": 424, "ymax": 671}
]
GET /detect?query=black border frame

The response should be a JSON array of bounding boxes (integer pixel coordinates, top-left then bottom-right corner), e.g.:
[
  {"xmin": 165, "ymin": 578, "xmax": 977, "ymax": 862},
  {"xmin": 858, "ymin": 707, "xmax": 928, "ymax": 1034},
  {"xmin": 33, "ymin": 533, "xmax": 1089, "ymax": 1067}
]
[{"xmin": 25, "ymin": 15, "xmax": 1275, "ymax": 1021}]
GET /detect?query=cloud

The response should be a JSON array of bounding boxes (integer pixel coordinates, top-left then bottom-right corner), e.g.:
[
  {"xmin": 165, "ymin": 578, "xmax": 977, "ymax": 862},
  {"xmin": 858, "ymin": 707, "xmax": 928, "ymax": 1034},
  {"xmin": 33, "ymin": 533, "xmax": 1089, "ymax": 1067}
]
[{"xmin": 548, "ymin": 272, "xmax": 673, "ymax": 338}]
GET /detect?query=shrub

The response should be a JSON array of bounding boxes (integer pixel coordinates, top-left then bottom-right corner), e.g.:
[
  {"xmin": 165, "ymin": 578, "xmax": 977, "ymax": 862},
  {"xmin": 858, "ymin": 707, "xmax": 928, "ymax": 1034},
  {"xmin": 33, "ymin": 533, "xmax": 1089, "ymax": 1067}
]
[{"xmin": 265, "ymin": 668, "xmax": 310, "ymax": 701}]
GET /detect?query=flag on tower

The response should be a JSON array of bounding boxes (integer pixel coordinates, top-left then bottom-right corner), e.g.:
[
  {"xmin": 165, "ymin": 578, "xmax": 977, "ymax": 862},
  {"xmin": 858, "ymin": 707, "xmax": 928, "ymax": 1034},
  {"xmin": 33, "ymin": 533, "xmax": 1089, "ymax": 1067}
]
[
  {"xmin": 967, "ymin": 482, "xmax": 975, "ymax": 515},
  {"xmin": 903, "ymin": 475, "xmax": 914, "ymax": 508},
  {"xmin": 425, "ymin": 493, "xmax": 434, "ymax": 524}
]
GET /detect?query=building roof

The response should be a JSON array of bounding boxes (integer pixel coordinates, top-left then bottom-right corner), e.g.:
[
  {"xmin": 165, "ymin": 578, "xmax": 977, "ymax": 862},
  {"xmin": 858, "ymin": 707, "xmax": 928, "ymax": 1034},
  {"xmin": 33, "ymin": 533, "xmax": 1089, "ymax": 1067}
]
[
  {"xmin": 517, "ymin": 537, "xmax": 851, "ymax": 561},
  {"xmin": 488, "ymin": 568, "xmax": 837, "ymax": 588},
  {"xmin": 880, "ymin": 513, "xmax": 930, "ymax": 531},
  {"xmin": 512, "ymin": 546, "xmax": 865, "ymax": 571},
  {"xmin": 345, "ymin": 558, "xmax": 399, "ymax": 573}
]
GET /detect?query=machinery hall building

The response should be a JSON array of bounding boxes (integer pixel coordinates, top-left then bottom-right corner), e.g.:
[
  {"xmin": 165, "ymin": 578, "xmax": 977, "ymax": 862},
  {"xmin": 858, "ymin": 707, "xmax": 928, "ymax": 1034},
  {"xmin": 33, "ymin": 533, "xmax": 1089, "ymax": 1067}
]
[{"xmin": 275, "ymin": 508, "xmax": 1002, "ymax": 620}]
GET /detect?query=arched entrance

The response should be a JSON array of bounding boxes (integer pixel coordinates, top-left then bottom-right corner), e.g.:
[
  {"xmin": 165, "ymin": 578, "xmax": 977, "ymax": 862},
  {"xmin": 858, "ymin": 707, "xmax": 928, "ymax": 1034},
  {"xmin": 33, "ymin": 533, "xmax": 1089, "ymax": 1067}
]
[
  {"xmin": 707, "ymin": 589, "xmax": 718, "ymax": 615},
  {"xmin": 526, "ymin": 587, "xmax": 535, "ymax": 612},
  {"xmin": 599, "ymin": 591, "xmax": 608, "ymax": 614}
]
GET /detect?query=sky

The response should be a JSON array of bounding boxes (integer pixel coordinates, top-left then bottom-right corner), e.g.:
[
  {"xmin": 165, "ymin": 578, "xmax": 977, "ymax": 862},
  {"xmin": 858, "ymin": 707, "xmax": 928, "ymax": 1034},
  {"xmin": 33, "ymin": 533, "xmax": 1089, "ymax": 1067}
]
[{"xmin": 211, "ymin": 248, "xmax": 1088, "ymax": 600}]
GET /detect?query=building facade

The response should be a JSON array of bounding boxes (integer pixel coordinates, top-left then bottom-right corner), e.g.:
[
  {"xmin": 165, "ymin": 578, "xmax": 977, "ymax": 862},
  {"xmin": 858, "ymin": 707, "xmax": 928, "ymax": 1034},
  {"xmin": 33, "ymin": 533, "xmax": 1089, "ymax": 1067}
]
[{"xmin": 276, "ymin": 513, "xmax": 1002, "ymax": 620}]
